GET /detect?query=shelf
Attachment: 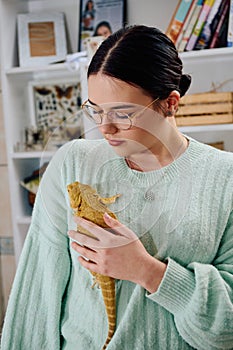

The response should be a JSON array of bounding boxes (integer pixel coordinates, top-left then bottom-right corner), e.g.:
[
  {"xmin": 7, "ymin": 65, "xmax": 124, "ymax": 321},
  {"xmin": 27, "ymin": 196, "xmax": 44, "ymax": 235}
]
[
  {"xmin": 5, "ymin": 62, "xmax": 73, "ymax": 76},
  {"xmin": 11, "ymin": 150, "xmax": 57, "ymax": 159},
  {"xmin": 179, "ymin": 123, "xmax": 233, "ymax": 133},
  {"xmin": 16, "ymin": 216, "xmax": 31, "ymax": 225},
  {"xmin": 5, "ymin": 47, "xmax": 233, "ymax": 76},
  {"xmin": 180, "ymin": 47, "xmax": 233, "ymax": 60},
  {"xmin": 5, "ymin": 60, "xmax": 85, "ymax": 82}
]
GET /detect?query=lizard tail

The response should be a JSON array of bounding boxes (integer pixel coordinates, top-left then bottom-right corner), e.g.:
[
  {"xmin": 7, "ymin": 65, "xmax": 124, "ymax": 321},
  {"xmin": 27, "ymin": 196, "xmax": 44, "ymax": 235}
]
[
  {"xmin": 102, "ymin": 312, "xmax": 115, "ymax": 349},
  {"xmin": 100, "ymin": 278, "xmax": 116, "ymax": 350}
]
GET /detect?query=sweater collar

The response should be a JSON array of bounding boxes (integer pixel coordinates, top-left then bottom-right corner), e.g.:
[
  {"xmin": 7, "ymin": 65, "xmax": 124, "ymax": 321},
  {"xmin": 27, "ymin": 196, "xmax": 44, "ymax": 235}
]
[{"xmin": 103, "ymin": 136, "xmax": 205, "ymax": 187}]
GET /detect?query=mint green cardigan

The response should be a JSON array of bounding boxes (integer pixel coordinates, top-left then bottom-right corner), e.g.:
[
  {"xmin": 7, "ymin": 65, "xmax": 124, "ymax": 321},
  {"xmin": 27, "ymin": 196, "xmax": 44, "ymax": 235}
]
[{"xmin": 1, "ymin": 138, "xmax": 233, "ymax": 350}]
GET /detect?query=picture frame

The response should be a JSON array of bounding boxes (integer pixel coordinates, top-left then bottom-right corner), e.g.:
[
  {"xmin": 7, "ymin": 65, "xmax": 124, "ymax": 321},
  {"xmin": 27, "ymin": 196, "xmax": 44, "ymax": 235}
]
[
  {"xmin": 78, "ymin": 0, "xmax": 126, "ymax": 52},
  {"xmin": 27, "ymin": 79, "xmax": 84, "ymax": 151},
  {"xmin": 17, "ymin": 12, "xmax": 67, "ymax": 67}
]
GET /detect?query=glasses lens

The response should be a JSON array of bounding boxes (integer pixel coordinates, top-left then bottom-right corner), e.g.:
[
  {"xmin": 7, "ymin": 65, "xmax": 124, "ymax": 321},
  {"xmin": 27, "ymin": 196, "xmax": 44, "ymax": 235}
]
[
  {"xmin": 83, "ymin": 105, "xmax": 102, "ymax": 124},
  {"xmin": 82, "ymin": 102, "xmax": 145, "ymax": 129},
  {"xmin": 108, "ymin": 111, "xmax": 131, "ymax": 129}
]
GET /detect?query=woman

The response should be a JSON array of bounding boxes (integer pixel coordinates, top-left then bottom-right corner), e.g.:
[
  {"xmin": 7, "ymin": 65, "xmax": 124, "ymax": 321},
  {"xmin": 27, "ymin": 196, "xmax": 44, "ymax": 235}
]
[
  {"xmin": 1, "ymin": 25, "xmax": 233, "ymax": 350},
  {"xmin": 93, "ymin": 21, "xmax": 112, "ymax": 38},
  {"xmin": 82, "ymin": 0, "xmax": 96, "ymax": 31}
]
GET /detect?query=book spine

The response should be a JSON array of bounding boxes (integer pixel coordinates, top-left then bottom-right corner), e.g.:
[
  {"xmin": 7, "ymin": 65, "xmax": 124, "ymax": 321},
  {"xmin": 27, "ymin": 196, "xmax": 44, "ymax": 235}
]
[
  {"xmin": 178, "ymin": 0, "xmax": 204, "ymax": 52},
  {"xmin": 166, "ymin": 0, "xmax": 182, "ymax": 36},
  {"xmin": 227, "ymin": 0, "xmax": 233, "ymax": 46},
  {"xmin": 206, "ymin": 0, "xmax": 228, "ymax": 48},
  {"xmin": 194, "ymin": 0, "xmax": 223, "ymax": 49},
  {"xmin": 166, "ymin": 0, "xmax": 194, "ymax": 44},
  {"xmin": 185, "ymin": 0, "xmax": 216, "ymax": 51},
  {"xmin": 176, "ymin": 0, "xmax": 199, "ymax": 49},
  {"xmin": 209, "ymin": 0, "xmax": 230, "ymax": 48}
]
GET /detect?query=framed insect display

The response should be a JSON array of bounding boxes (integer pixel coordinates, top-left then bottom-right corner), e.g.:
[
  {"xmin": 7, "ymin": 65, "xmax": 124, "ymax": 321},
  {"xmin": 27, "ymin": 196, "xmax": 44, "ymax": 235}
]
[{"xmin": 28, "ymin": 79, "xmax": 84, "ymax": 150}]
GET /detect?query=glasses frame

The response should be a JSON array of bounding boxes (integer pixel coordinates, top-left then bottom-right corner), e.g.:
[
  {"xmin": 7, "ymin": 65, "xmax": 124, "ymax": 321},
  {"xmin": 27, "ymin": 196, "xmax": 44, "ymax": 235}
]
[{"xmin": 81, "ymin": 97, "xmax": 159, "ymax": 130}]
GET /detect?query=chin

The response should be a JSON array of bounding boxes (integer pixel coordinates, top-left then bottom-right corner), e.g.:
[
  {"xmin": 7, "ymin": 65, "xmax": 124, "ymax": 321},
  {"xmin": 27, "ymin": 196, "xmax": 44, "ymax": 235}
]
[
  {"xmin": 108, "ymin": 141, "xmax": 147, "ymax": 158},
  {"xmin": 109, "ymin": 145, "xmax": 129, "ymax": 157}
]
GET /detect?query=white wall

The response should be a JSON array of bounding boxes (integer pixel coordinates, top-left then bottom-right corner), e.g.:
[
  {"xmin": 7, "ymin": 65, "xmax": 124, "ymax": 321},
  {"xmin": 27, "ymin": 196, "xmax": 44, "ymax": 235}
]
[{"xmin": 127, "ymin": 0, "xmax": 177, "ymax": 32}]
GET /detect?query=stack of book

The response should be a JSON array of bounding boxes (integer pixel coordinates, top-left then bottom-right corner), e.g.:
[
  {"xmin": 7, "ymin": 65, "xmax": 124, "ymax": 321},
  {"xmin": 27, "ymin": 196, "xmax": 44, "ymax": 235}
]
[{"xmin": 166, "ymin": 0, "xmax": 233, "ymax": 52}]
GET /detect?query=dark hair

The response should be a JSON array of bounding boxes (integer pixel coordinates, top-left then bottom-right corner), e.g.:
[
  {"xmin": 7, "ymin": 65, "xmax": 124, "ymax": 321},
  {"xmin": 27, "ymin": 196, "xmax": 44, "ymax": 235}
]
[
  {"xmin": 85, "ymin": 0, "xmax": 94, "ymax": 12},
  {"xmin": 88, "ymin": 25, "xmax": 191, "ymax": 99},
  {"xmin": 93, "ymin": 21, "xmax": 112, "ymax": 36}
]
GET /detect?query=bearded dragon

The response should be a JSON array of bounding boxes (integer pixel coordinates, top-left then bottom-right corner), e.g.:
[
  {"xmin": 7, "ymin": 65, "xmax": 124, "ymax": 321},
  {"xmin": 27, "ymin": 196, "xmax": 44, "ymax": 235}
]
[{"xmin": 67, "ymin": 181, "xmax": 121, "ymax": 350}]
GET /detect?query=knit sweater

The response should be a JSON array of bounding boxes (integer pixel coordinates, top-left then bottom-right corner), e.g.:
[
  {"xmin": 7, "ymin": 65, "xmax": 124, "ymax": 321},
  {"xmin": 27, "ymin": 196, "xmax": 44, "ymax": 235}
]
[{"xmin": 1, "ymin": 137, "xmax": 233, "ymax": 350}]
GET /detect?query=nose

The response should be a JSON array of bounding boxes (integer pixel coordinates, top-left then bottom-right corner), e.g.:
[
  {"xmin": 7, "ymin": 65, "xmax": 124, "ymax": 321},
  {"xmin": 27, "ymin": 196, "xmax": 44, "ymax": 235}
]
[{"xmin": 98, "ymin": 115, "xmax": 118, "ymax": 134}]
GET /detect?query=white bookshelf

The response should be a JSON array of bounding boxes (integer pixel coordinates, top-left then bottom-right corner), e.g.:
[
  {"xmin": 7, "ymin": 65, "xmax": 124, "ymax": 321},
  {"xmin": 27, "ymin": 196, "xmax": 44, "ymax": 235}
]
[{"xmin": 0, "ymin": 0, "xmax": 233, "ymax": 263}]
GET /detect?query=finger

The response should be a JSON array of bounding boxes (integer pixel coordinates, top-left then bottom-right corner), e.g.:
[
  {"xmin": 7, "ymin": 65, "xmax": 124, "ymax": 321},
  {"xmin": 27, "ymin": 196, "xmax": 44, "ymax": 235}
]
[
  {"xmin": 76, "ymin": 214, "xmax": 139, "ymax": 243},
  {"xmin": 71, "ymin": 241, "xmax": 97, "ymax": 262},
  {"xmin": 73, "ymin": 216, "xmax": 107, "ymax": 236},
  {"xmin": 73, "ymin": 217, "xmax": 118, "ymax": 242},
  {"xmin": 71, "ymin": 240, "xmax": 97, "ymax": 253},
  {"xmin": 103, "ymin": 213, "xmax": 124, "ymax": 235},
  {"xmin": 68, "ymin": 229, "xmax": 104, "ymax": 248},
  {"xmin": 71, "ymin": 217, "xmax": 139, "ymax": 248},
  {"xmin": 103, "ymin": 213, "xmax": 138, "ymax": 241},
  {"xmin": 78, "ymin": 255, "xmax": 99, "ymax": 273}
]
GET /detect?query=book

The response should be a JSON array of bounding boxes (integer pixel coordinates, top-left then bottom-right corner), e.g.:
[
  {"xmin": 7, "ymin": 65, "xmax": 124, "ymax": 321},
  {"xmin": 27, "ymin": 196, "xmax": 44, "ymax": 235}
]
[
  {"xmin": 227, "ymin": 0, "xmax": 233, "ymax": 46},
  {"xmin": 185, "ymin": 0, "xmax": 216, "ymax": 51},
  {"xmin": 166, "ymin": 0, "xmax": 195, "ymax": 44},
  {"xmin": 176, "ymin": 0, "xmax": 199, "ymax": 49},
  {"xmin": 194, "ymin": 0, "xmax": 223, "ymax": 49},
  {"xmin": 166, "ymin": 1, "xmax": 182, "ymax": 41},
  {"xmin": 209, "ymin": 0, "xmax": 230, "ymax": 48},
  {"xmin": 178, "ymin": 0, "xmax": 204, "ymax": 52},
  {"xmin": 205, "ymin": 0, "xmax": 229, "ymax": 48},
  {"xmin": 216, "ymin": 10, "xmax": 230, "ymax": 47}
]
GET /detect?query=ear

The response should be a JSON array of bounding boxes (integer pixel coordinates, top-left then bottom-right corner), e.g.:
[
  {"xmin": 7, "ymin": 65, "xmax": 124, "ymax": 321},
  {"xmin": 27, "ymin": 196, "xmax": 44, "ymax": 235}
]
[{"xmin": 166, "ymin": 90, "xmax": 180, "ymax": 117}]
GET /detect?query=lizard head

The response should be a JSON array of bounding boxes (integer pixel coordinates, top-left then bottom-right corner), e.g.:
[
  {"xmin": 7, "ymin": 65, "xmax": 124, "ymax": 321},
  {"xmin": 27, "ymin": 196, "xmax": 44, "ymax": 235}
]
[{"xmin": 67, "ymin": 181, "xmax": 82, "ymax": 210}]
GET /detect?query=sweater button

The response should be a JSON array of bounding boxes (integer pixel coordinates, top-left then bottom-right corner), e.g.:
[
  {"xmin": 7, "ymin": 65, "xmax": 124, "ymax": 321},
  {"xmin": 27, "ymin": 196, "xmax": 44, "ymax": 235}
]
[{"xmin": 144, "ymin": 190, "xmax": 155, "ymax": 201}]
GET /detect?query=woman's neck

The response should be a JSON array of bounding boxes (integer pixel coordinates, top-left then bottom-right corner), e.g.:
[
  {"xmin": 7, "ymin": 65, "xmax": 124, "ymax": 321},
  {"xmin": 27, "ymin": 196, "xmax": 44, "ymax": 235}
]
[{"xmin": 125, "ymin": 133, "xmax": 189, "ymax": 172}]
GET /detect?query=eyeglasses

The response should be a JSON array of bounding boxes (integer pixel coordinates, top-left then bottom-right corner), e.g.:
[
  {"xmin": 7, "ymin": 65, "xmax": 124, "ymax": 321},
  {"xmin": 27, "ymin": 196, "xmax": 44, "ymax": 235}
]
[{"xmin": 81, "ymin": 97, "xmax": 159, "ymax": 130}]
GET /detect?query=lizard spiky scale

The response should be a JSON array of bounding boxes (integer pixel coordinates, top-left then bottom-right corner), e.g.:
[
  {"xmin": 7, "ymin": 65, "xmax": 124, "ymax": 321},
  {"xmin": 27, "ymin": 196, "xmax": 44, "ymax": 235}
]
[{"xmin": 67, "ymin": 181, "xmax": 120, "ymax": 349}]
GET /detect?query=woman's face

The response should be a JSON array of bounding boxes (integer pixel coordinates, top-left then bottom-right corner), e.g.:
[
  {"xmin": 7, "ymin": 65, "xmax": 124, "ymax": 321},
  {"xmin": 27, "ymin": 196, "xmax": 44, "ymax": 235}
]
[
  {"xmin": 96, "ymin": 25, "xmax": 112, "ymax": 38},
  {"xmin": 87, "ymin": 1, "xmax": 93, "ymax": 10},
  {"xmin": 87, "ymin": 74, "xmax": 167, "ymax": 158}
]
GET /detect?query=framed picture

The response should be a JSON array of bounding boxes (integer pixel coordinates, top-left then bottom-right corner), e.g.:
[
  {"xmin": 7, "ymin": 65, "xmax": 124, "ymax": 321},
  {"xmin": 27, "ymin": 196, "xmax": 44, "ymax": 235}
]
[
  {"xmin": 79, "ymin": 0, "xmax": 126, "ymax": 52},
  {"xmin": 17, "ymin": 12, "xmax": 67, "ymax": 67},
  {"xmin": 27, "ymin": 79, "xmax": 84, "ymax": 151}
]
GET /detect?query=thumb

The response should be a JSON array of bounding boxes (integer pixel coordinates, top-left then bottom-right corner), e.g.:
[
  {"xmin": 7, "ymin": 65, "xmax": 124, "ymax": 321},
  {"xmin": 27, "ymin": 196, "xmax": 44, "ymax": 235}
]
[
  {"xmin": 103, "ymin": 212, "xmax": 118, "ymax": 227},
  {"xmin": 103, "ymin": 212, "xmax": 137, "ymax": 242}
]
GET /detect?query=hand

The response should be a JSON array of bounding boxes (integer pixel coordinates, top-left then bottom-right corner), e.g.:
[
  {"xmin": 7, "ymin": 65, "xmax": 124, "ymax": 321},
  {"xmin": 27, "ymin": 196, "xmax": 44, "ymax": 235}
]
[{"xmin": 68, "ymin": 213, "xmax": 167, "ymax": 293}]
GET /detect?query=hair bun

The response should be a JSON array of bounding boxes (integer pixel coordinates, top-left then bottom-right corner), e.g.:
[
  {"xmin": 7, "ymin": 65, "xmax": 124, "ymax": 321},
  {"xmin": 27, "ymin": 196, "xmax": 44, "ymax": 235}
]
[{"xmin": 179, "ymin": 74, "xmax": 192, "ymax": 97}]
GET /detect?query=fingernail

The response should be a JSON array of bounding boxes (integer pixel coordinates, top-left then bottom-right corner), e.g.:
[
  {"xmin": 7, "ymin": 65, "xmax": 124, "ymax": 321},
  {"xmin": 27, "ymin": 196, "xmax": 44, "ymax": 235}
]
[
  {"xmin": 71, "ymin": 241, "xmax": 76, "ymax": 248},
  {"xmin": 104, "ymin": 212, "xmax": 111, "ymax": 219}
]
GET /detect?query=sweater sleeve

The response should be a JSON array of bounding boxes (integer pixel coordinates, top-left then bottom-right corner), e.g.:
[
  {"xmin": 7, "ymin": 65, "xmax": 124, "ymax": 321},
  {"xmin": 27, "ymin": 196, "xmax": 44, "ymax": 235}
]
[
  {"xmin": 0, "ymin": 146, "xmax": 71, "ymax": 350},
  {"xmin": 147, "ymin": 210, "xmax": 233, "ymax": 350}
]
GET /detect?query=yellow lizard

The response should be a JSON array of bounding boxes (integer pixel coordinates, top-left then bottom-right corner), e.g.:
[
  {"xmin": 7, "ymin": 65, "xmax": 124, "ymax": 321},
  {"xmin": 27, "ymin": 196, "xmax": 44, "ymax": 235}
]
[{"xmin": 67, "ymin": 181, "xmax": 121, "ymax": 350}]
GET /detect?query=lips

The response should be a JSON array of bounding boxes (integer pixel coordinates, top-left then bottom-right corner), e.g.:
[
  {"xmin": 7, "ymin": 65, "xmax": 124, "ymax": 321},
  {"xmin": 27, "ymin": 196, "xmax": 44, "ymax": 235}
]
[{"xmin": 107, "ymin": 139, "xmax": 125, "ymax": 146}]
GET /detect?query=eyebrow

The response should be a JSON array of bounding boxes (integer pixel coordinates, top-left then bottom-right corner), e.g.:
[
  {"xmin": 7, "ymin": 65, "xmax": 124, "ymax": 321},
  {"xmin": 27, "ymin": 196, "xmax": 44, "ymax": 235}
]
[{"xmin": 87, "ymin": 99, "xmax": 136, "ymax": 110}]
